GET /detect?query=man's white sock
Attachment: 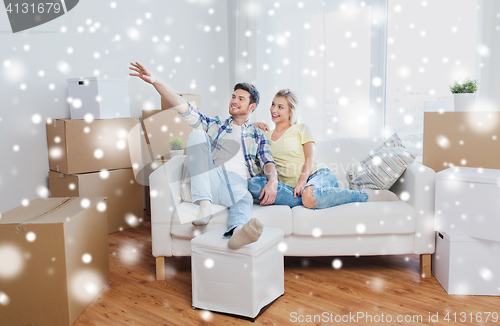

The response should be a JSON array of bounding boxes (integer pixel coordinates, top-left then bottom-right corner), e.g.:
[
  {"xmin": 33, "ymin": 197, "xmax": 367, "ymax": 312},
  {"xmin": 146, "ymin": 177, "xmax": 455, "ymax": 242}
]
[{"xmin": 192, "ymin": 200, "xmax": 213, "ymax": 226}]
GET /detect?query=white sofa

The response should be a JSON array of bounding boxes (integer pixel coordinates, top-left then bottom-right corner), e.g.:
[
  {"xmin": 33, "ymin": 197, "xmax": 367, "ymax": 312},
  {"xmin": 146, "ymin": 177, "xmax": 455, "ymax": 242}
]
[{"xmin": 150, "ymin": 137, "xmax": 436, "ymax": 280}]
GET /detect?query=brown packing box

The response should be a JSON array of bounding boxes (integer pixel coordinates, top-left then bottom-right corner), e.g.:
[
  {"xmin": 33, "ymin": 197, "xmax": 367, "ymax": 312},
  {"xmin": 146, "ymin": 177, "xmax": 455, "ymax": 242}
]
[
  {"xmin": 143, "ymin": 94, "xmax": 200, "ymax": 154},
  {"xmin": 46, "ymin": 118, "xmax": 140, "ymax": 175},
  {"xmin": 48, "ymin": 168, "xmax": 143, "ymax": 234},
  {"xmin": 423, "ymin": 112, "xmax": 500, "ymax": 173},
  {"xmin": 0, "ymin": 197, "xmax": 109, "ymax": 326},
  {"xmin": 140, "ymin": 94, "xmax": 199, "ymax": 215},
  {"xmin": 141, "ymin": 109, "xmax": 193, "ymax": 214},
  {"xmin": 142, "ymin": 109, "xmax": 192, "ymax": 154},
  {"xmin": 160, "ymin": 93, "xmax": 201, "ymax": 111}
]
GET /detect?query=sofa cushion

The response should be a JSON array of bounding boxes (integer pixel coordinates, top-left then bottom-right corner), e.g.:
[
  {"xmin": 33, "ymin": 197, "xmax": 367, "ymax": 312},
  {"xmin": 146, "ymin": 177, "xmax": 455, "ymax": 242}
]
[
  {"xmin": 292, "ymin": 201, "xmax": 416, "ymax": 236},
  {"xmin": 315, "ymin": 137, "xmax": 383, "ymax": 189},
  {"xmin": 251, "ymin": 204, "xmax": 293, "ymax": 236},
  {"xmin": 171, "ymin": 202, "xmax": 229, "ymax": 239},
  {"xmin": 171, "ymin": 203, "xmax": 293, "ymax": 239}
]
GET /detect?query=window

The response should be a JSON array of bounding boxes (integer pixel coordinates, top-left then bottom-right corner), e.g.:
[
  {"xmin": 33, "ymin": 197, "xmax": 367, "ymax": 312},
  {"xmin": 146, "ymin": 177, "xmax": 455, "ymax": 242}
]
[
  {"xmin": 385, "ymin": 0, "xmax": 478, "ymax": 150},
  {"xmin": 231, "ymin": 0, "xmax": 388, "ymax": 140}
]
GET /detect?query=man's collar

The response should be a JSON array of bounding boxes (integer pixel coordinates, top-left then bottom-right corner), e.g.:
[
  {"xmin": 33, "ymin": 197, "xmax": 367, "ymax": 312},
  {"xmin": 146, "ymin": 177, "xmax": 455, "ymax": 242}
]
[{"xmin": 228, "ymin": 116, "xmax": 251, "ymax": 128}]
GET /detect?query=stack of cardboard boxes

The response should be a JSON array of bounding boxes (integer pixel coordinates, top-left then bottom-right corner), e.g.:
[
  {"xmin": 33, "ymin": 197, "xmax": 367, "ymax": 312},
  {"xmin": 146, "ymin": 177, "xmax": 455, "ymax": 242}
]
[
  {"xmin": 424, "ymin": 112, "xmax": 500, "ymax": 295},
  {"xmin": 47, "ymin": 77, "xmax": 143, "ymax": 234}
]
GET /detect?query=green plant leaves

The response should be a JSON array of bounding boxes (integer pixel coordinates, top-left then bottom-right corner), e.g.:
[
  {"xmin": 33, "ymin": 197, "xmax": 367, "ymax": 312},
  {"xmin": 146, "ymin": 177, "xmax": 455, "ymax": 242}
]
[
  {"xmin": 169, "ymin": 136, "xmax": 184, "ymax": 150},
  {"xmin": 449, "ymin": 78, "xmax": 479, "ymax": 94}
]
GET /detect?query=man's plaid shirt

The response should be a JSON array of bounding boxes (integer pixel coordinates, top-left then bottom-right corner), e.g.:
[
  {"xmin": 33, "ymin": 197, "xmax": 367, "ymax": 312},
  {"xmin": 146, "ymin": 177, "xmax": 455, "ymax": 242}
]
[{"xmin": 179, "ymin": 104, "xmax": 275, "ymax": 177}]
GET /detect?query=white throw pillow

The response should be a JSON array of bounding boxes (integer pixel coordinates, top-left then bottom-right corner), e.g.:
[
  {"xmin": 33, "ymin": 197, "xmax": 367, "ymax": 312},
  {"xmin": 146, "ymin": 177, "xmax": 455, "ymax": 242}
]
[{"xmin": 346, "ymin": 133, "xmax": 416, "ymax": 190}]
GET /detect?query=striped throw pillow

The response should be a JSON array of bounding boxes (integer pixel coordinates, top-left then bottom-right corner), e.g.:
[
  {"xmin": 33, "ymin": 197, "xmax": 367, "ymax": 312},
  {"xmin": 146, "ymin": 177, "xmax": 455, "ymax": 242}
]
[{"xmin": 346, "ymin": 133, "xmax": 416, "ymax": 190}]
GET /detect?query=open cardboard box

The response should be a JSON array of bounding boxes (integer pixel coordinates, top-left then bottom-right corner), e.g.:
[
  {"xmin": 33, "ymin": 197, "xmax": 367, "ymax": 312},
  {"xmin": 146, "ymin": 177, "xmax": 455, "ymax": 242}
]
[{"xmin": 0, "ymin": 197, "xmax": 110, "ymax": 326}]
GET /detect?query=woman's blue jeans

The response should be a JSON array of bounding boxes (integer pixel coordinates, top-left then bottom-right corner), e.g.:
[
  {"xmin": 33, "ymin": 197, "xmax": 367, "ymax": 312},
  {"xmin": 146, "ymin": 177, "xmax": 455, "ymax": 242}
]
[{"xmin": 248, "ymin": 169, "xmax": 368, "ymax": 209}]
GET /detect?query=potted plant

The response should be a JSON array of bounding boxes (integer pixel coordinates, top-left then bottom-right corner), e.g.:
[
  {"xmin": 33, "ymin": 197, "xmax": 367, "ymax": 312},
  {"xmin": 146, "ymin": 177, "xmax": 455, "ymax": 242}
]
[
  {"xmin": 168, "ymin": 136, "xmax": 184, "ymax": 158},
  {"xmin": 449, "ymin": 78, "xmax": 478, "ymax": 112}
]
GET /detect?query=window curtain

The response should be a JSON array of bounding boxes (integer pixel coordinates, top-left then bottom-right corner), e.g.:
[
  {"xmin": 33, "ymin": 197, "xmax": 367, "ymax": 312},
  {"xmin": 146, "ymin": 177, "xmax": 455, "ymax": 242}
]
[{"xmin": 475, "ymin": 0, "xmax": 500, "ymax": 111}]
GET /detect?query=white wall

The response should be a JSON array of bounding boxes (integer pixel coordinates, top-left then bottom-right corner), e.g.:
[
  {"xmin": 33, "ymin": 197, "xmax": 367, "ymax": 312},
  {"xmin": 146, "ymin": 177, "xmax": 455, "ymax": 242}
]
[{"xmin": 0, "ymin": 0, "xmax": 231, "ymax": 213}]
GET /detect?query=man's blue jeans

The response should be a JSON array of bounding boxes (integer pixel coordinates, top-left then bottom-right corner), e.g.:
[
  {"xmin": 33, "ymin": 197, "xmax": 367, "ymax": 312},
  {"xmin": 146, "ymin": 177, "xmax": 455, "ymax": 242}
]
[
  {"xmin": 187, "ymin": 130, "xmax": 253, "ymax": 237},
  {"xmin": 248, "ymin": 168, "xmax": 368, "ymax": 209}
]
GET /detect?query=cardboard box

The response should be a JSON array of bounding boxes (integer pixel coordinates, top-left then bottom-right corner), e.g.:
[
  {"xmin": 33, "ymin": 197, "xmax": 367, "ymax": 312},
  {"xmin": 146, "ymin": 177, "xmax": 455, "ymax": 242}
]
[
  {"xmin": 67, "ymin": 77, "xmax": 130, "ymax": 120},
  {"xmin": 141, "ymin": 110, "xmax": 192, "ymax": 160},
  {"xmin": 160, "ymin": 93, "xmax": 201, "ymax": 111},
  {"xmin": 48, "ymin": 168, "xmax": 143, "ymax": 234},
  {"xmin": 0, "ymin": 197, "xmax": 110, "ymax": 325},
  {"xmin": 432, "ymin": 231, "xmax": 500, "ymax": 295},
  {"xmin": 46, "ymin": 118, "xmax": 140, "ymax": 175},
  {"xmin": 423, "ymin": 112, "xmax": 500, "ymax": 173},
  {"xmin": 435, "ymin": 167, "xmax": 500, "ymax": 242}
]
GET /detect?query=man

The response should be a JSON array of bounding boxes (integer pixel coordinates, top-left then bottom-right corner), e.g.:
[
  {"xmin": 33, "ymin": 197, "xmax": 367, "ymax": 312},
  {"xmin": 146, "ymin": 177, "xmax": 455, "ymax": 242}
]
[{"xmin": 129, "ymin": 62, "xmax": 278, "ymax": 249}]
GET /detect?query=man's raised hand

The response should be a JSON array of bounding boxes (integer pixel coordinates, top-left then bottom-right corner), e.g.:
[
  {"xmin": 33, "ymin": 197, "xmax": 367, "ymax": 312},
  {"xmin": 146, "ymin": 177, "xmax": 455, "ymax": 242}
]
[{"xmin": 129, "ymin": 62, "xmax": 155, "ymax": 84}]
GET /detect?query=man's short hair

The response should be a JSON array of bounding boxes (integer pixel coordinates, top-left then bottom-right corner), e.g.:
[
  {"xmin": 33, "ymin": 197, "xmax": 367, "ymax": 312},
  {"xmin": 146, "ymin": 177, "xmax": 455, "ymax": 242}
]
[{"xmin": 234, "ymin": 83, "xmax": 260, "ymax": 107}]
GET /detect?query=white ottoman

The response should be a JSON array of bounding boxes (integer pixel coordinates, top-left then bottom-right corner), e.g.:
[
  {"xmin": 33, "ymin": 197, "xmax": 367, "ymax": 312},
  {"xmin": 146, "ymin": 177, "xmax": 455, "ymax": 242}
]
[{"xmin": 191, "ymin": 226, "xmax": 285, "ymax": 319}]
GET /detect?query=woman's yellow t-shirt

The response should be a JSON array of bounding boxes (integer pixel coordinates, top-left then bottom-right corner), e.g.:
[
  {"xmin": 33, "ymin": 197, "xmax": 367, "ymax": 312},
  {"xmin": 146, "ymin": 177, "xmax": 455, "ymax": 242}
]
[{"xmin": 266, "ymin": 123, "xmax": 321, "ymax": 187}]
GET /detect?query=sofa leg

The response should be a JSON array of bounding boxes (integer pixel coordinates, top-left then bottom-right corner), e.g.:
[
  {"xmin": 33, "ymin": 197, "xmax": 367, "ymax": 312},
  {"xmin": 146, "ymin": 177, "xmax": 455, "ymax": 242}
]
[
  {"xmin": 419, "ymin": 254, "xmax": 431, "ymax": 278},
  {"xmin": 156, "ymin": 257, "xmax": 165, "ymax": 281}
]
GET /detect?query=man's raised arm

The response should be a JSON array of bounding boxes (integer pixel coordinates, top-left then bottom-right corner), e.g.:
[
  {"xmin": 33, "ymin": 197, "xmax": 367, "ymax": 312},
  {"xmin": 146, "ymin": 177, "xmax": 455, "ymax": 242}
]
[{"xmin": 129, "ymin": 62, "xmax": 189, "ymax": 114}]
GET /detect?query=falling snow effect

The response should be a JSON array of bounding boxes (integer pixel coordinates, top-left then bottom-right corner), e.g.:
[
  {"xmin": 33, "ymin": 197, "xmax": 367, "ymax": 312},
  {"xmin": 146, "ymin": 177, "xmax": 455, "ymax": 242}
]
[
  {"xmin": 332, "ymin": 259, "xmax": 342, "ymax": 270},
  {"xmin": 0, "ymin": 3, "xmax": 499, "ymax": 317},
  {"xmin": 82, "ymin": 253, "xmax": 92, "ymax": 264},
  {"xmin": 70, "ymin": 270, "xmax": 106, "ymax": 304},
  {"xmin": 0, "ymin": 244, "xmax": 25, "ymax": 280},
  {"xmin": 200, "ymin": 310, "xmax": 214, "ymax": 322}
]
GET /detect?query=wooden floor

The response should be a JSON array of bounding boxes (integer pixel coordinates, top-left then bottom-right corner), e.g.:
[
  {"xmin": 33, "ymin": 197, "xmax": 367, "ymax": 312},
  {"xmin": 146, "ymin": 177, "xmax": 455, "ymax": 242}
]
[{"xmin": 76, "ymin": 221, "xmax": 500, "ymax": 325}]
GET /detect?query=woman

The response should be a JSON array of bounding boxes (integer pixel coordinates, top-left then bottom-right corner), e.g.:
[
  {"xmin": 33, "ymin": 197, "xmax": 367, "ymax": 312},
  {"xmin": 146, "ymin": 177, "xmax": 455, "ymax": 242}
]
[{"xmin": 249, "ymin": 89, "xmax": 393, "ymax": 209}]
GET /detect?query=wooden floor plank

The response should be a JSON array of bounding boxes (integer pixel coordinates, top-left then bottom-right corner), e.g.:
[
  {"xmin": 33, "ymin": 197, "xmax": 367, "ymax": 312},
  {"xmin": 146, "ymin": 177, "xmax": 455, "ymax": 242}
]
[{"xmin": 75, "ymin": 221, "xmax": 500, "ymax": 325}]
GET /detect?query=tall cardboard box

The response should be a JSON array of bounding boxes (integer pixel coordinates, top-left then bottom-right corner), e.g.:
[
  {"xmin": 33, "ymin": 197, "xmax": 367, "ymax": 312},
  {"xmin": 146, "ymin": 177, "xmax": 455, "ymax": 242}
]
[
  {"xmin": 423, "ymin": 112, "xmax": 500, "ymax": 173},
  {"xmin": 160, "ymin": 93, "xmax": 201, "ymax": 111},
  {"xmin": 142, "ymin": 95, "xmax": 199, "ymax": 215},
  {"xmin": 142, "ymin": 110, "xmax": 190, "ymax": 159},
  {"xmin": 0, "ymin": 197, "xmax": 109, "ymax": 326},
  {"xmin": 143, "ymin": 93, "xmax": 200, "ymax": 159},
  {"xmin": 49, "ymin": 168, "xmax": 143, "ymax": 234},
  {"xmin": 46, "ymin": 118, "xmax": 140, "ymax": 175}
]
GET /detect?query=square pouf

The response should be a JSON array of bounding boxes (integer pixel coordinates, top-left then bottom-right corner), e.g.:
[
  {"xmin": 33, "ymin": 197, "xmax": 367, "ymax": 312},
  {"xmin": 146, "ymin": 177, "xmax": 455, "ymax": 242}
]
[{"xmin": 191, "ymin": 226, "xmax": 285, "ymax": 319}]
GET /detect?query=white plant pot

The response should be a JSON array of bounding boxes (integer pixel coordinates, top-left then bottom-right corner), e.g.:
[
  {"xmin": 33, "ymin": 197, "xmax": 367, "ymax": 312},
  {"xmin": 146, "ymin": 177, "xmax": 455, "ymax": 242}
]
[
  {"xmin": 168, "ymin": 149, "xmax": 184, "ymax": 158},
  {"xmin": 453, "ymin": 93, "xmax": 476, "ymax": 112}
]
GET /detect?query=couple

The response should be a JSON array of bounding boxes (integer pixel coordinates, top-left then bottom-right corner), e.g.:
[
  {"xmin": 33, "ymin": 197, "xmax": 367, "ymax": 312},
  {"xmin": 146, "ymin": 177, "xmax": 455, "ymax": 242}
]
[{"xmin": 130, "ymin": 62, "xmax": 385, "ymax": 250}]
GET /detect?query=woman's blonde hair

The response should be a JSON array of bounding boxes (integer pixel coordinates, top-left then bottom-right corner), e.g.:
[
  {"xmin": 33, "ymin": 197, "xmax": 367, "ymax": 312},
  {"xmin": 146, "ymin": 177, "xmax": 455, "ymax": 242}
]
[{"xmin": 275, "ymin": 89, "xmax": 299, "ymax": 125}]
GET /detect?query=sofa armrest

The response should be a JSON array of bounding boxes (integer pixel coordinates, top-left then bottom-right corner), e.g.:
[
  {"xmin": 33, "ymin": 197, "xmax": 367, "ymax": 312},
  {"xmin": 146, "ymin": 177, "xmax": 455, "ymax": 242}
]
[
  {"xmin": 150, "ymin": 155, "xmax": 185, "ymax": 257},
  {"xmin": 390, "ymin": 162, "xmax": 436, "ymax": 254}
]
